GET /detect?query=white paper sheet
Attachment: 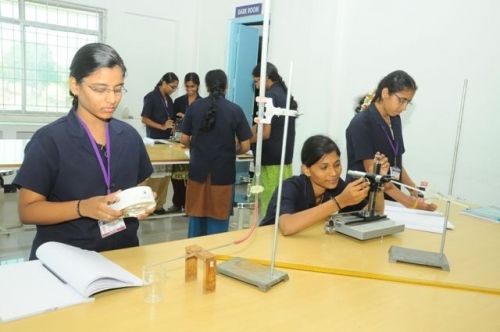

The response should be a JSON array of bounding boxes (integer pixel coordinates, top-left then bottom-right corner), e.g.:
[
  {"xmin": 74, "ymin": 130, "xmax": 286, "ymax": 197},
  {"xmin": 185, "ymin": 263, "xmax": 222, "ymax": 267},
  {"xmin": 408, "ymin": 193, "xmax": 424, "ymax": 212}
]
[
  {"xmin": 0, "ymin": 260, "xmax": 92, "ymax": 323},
  {"xmin": 384, "ymin": 200, "xmax": 454, "ymax": 234}
]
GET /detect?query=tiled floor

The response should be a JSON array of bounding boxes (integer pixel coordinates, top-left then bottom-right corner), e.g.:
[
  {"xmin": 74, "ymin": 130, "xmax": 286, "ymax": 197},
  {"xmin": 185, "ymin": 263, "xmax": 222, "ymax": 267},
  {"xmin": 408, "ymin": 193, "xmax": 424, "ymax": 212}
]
[{"xmin": 0, "ymin": 183, "xmax": 254, "ymax": 264}]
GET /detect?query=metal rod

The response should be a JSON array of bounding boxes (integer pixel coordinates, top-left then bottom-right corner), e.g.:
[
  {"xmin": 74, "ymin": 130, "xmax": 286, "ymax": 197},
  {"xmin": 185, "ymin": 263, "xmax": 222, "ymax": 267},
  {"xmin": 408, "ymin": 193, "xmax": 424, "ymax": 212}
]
[
  {"xmin": 439, "ymin": 79, "xmax": 468, "ymax": 254},
  {"xmin": 391, "ymin": 180, "xmax": 468, "ymax": 208},
  {"xmin": 270, "ymin": 61, "xmax": 293, "ymax": 274},
  {"xmin": 253, "ymin": 0, "xmax": 271, "ymax": 188}
]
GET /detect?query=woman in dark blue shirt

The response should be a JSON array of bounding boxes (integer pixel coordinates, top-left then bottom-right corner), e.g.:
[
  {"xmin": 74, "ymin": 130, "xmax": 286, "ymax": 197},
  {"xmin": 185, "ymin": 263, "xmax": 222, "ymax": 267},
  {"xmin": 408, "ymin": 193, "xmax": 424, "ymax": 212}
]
[
  {"xmin": 251, "ymin": 62, "xmax": 298, "ymax": 215},
  {"xmin": 181, "ymin": 70, "xmax": 253, "ymax": 237},
  {"xmin": 346, "ymin": 70, "xmax": 436, "ymax": 211},
  {"xmin": 14, "ymin": 43, "xmax": 153, "ymax": 259},
  {"xmin": 141, "ymin": 72, "xmax": 178, "ymax": 139},
  {"xmin": 261, "ymin": 135, "xmax": 389, "ymax": 236},
  {"xmin": 141, "ymin": 72, "xmax": 179, "ymax": 215},
  {"xmin": 167, "ymin": 72, "xmax": 202, "ymax": 213}
]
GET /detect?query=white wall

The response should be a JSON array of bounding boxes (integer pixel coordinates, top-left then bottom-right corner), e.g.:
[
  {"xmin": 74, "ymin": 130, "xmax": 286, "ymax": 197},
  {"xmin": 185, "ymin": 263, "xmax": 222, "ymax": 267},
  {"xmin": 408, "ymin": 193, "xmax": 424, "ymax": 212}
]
[
  {"xmin": 91, "ymin": 0, "xmax": 199, "ymax": 135},
  {"xmin": 265, "ymin": 0, "xmax": 499, "ymax": 206},
  {"xmin": 195, "ymin": 1, "xmax": 247, "ymax": 88}
]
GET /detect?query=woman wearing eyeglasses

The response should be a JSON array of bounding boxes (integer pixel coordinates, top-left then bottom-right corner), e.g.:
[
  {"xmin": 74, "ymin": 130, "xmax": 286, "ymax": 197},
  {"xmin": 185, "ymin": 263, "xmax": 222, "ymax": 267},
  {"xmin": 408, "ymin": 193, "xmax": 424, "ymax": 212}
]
[
  {"xmin": 13, "ymin": 43, "xmax": 154, "ymax": 259},
  {"xmin": 141, "ymin": 72, "xmax": 179, "ymax": 215},
  {"xmin": 141, "ymin": 72, "xmax": 179, "ymax": 140},
  {"xmin": 166, "ymin": 72, "xmax": 202, "ymax": 214},
  {"xmin": 345, "ymin": 70, "xmax": 436, "ymax": 211}
]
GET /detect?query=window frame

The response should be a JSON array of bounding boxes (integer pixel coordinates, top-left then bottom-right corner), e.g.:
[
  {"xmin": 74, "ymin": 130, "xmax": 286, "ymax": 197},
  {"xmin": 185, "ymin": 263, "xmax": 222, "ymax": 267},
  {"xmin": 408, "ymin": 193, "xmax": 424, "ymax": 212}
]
[{"xmin": 0, "ymin": 0, "xmax": 105, "ymax": 115}]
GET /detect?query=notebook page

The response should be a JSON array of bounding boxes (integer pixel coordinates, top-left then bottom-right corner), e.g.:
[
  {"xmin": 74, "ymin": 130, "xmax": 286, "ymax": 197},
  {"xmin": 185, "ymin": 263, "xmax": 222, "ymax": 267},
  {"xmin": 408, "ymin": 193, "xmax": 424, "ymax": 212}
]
[
  {"xmin": 36, "ymin": 242, "xmax": 143, "ymax": 297},
  {"xmin": 0, "ymin": 260, "xmax": 92, "ymax": 322}
]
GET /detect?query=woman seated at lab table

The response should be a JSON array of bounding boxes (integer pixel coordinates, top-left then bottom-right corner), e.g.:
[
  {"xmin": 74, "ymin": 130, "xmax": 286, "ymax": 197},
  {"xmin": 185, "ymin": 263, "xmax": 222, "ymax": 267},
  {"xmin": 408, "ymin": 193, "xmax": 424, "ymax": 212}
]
[{"xmin": 260, "ymin": 135, "xmax": 389, "ymax": 236}]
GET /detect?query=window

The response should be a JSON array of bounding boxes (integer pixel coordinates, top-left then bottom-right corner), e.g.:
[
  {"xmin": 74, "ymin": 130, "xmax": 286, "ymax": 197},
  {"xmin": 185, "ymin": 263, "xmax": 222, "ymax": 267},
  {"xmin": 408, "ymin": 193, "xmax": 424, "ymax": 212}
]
[{"xmin": 0, "ymin": 0, "xmax": 103, "ymax": 114}]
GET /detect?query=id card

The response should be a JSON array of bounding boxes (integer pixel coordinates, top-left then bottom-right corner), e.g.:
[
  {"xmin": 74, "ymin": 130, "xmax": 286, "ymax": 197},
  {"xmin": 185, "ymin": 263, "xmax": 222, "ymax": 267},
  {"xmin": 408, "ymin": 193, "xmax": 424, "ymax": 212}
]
[
  {"xmin": 390, "ymin": 166, "xmax": 401, "ymax": 181},
  {"xmin": 98, "ymin": 218, "xmax": 126, "ymax": 238}
]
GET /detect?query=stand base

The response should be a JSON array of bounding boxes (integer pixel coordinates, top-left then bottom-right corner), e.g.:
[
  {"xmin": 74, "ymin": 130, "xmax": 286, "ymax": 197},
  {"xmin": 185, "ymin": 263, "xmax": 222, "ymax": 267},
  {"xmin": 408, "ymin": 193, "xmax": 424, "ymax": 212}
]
[
  {"xmin": 389, "ymin": 246, "xmax": 450, "ymax": 271},
  {"xmin": 330, "ymin": 213, "xmax": 404, "ymax": 240},
  {"xmin": 217, "ymin": 257, "xmax": 289, "ymax": 292}
]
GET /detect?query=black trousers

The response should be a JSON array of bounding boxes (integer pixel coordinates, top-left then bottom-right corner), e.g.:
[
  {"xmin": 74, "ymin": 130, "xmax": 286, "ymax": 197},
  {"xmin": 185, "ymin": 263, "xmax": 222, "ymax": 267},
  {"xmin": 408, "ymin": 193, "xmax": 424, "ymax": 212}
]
[{"xmin": 171, "ymin": 178, "xmax": 186, "ymax": 208}]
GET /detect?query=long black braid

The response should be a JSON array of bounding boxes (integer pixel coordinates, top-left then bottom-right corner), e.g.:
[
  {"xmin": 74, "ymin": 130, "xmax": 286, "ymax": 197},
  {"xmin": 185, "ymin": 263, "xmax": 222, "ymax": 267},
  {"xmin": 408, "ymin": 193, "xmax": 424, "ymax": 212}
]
[{"xmin": 201, "ymin": 69, "xmax": 227, "ymax": 131}]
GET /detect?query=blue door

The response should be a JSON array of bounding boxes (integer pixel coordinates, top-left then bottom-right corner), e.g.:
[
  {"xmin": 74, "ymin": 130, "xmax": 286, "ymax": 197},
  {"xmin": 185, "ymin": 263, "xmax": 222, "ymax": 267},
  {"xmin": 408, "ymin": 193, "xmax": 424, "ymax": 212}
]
[
  {"xmin": 227, "ymin": 22, "xmax": 260, "ymax": 185},
  {"xmin": 228, "ymin": 24, "xmax": 260, "ymax": 123}
]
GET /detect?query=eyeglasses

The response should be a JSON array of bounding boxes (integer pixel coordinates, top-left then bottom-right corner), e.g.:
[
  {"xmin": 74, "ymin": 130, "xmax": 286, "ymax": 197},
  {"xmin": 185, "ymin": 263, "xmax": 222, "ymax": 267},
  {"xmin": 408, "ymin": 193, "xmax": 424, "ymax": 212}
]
[
  {"xmin": 185, "ymin": 84, "xmax": 197, "ymax": 89},
  {"xmin": 85, "ymin": 84, "xmax": 127, "ymax": 96},
  {"xmin": 168, "ymin": 84, "xmax": 178, "ymax": 90},
  {"xmin": 393, "ymin": 93, "xmax": 412, "ymax": 106}
]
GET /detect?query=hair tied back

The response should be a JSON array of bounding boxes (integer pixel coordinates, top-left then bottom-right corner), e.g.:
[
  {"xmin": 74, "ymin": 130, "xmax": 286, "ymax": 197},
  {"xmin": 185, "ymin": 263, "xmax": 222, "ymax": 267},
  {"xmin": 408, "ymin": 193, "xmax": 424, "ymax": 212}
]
[{"xmin": 361, "ymin": 89, "xmax": 376, "ymax": 110}]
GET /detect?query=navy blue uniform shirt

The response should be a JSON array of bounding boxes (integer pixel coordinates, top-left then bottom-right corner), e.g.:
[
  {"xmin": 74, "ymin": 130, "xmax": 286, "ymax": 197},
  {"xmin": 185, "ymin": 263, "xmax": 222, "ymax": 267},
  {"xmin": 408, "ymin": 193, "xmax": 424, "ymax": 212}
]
[
  {"xmin": 13, "ymin": 108, "xmax": 153, "ymax": 259},
  {"xmin": 259, "ymin": 83, "xmax": 296, "ymax": 165},
  {"xmin": 173, "ymin": 93, "xmax": 201, "ymax": 115},
  {"xmin": 181, "ymin": 95, "xmax": 252, "ymax": 185},
  {"xmin": 261, "ymin": 174, "xmax": 365, "ymax": 226},
  {"xmin": 345, "ymin": 103, "xmax": 405, "ymax": 179},
  {"xmin": 173, "ymin": 93, "xmax": 201, "ymax": 129},
  {"xmin": 141, "ymin": 86, "xmax": 175, "ymax": 139}
]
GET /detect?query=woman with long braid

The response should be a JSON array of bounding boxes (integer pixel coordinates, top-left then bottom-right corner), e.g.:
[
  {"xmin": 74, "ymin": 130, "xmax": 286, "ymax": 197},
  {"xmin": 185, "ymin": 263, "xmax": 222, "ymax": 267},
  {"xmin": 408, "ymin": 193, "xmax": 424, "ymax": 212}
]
[
  {"xmin": 251, "ymin": 62, "xmax": 298, "ymax": 215},
  {"xmin": 180, "ymin": 69, "xmax": 252, "ymax": 237}
]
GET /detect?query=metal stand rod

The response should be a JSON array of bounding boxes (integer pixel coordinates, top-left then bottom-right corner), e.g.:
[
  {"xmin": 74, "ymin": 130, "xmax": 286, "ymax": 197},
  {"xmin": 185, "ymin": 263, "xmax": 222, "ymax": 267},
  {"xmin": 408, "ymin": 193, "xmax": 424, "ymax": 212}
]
[
  {"xmin": 253, "ymin": 0, "xmax": 271, "ymax": 189},
  {"xmin": 439, "ymin": 79, "xmax": 468, "ymax": 255},
  {"xmin": 388, "ymin": 79, "xmax": 468, "ymax": 271},
  {"xmin": 270, "ymin": 62, "xmax": 293, "ymax": 274},
  {"xmin": 217, "ymin": 0, "xmax": 289, "ymax": 291}
]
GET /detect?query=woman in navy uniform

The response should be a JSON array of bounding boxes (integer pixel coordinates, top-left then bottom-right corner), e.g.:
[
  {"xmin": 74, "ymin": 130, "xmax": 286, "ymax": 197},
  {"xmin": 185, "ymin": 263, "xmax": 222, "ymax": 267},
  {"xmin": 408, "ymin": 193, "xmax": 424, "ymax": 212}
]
[
  {"xmin": 181, "ymin": 69, "xmax": 252, "ymax": 237},
  {"xmin": 14, "ymin": 43, "xmax": 153, "ymax": 259},
  {"xmin": 141, "ymin": 72, "xmax": 179, "ymax": 139},
  {"xmin": 167, "ymin": 72, "xmax": 202, "ymax": 214},
  {"xmin": 173, "ymin": 72, "xmax": 201, "ymax": 124},
  {"xmin": 345, "ymin": 70, "xmax": 436, "ymax": 211},
  {"xmin": 251, "ymin": 62, "xmax": 298, "ymax": 215},
  {"xmin": 141, "ymin": 72, "xmax": 179, "ymax": 214},
  {"xmin": 261, "ymin": 135, "xmax": 389, "ymax": 236}
]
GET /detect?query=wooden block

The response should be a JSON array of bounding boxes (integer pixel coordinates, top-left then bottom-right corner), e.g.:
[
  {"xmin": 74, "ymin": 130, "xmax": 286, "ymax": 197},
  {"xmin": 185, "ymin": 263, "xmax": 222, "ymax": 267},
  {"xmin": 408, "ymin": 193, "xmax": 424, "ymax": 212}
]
[
  {"xmin": 185, "ymin": 246, "xmax": 199, "ymax": 282},
  {"xmin": 185, "ymin": 245, "xmax": 217, "ymax": 292},
  {"xmin": 203, "ymin": 257, "xmax": 216, "ymax": 292},
  {"xmin": 186, "ymin": 244, "xmax": 202, "ymax": 255}
]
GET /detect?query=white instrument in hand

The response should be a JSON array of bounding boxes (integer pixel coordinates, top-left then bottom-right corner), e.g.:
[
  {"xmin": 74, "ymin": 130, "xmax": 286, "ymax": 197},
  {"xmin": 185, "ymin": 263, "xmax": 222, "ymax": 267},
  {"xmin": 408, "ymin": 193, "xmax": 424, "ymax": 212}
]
[{"xmin": 109, "ymin": 186, "xmax": 156, "ymax": 217}]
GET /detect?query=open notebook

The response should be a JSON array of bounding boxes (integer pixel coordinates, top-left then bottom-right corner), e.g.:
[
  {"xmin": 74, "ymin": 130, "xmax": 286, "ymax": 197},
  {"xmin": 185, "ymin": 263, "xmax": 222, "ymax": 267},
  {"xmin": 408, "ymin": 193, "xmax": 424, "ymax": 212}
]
[{"xmin": 0, "ymin": 242, "xmax": 143, "ymax": 323}]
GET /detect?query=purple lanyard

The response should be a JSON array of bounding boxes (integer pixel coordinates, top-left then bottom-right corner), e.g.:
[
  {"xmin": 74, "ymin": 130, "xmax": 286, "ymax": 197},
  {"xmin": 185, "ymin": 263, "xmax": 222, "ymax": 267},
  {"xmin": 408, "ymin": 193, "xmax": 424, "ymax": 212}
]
[
  {"xmin": 158, "ymin": 90, "xmax": 171, "ymax": 118},
  {"xmin": 79, "ymin": 119, "xmax": 112, "ymax": 194},
  {"xmin": 380, "ymin": 124, "xmax": 399, "ymax": 166}
]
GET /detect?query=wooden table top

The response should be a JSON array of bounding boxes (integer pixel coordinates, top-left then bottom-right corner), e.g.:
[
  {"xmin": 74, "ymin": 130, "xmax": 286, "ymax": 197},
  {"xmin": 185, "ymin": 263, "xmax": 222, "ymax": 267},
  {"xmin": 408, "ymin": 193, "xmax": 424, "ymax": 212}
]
[
  {"xmin": 0, "ymin": 140, "xmax": 252, "ymax": 168},
  {"xmin": 2, "ymin": 204, "xmax": 499, "ymax": 331}
]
